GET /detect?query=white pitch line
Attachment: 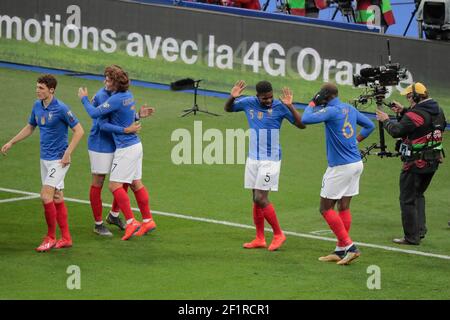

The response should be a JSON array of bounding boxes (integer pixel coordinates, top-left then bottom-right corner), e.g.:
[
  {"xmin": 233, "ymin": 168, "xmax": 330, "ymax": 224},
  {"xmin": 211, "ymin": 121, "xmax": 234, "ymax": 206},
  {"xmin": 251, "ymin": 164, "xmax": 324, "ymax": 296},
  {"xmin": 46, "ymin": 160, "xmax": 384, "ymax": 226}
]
[
  {"xmin": 1, "ymin": 187, "xmax": 450, "ymax": 261},
  {"xmin": 0, "ymin": 195, "xmax": 40, "ymax": 203}
]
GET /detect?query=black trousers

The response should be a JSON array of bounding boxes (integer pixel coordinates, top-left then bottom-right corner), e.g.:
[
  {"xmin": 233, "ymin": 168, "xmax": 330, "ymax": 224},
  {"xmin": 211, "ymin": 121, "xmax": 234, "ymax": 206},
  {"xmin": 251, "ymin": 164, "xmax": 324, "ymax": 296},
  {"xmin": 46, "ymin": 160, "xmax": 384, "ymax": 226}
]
[{"xmin": 399, "ymin": 168, "xmax": 436, "ymax": 244}]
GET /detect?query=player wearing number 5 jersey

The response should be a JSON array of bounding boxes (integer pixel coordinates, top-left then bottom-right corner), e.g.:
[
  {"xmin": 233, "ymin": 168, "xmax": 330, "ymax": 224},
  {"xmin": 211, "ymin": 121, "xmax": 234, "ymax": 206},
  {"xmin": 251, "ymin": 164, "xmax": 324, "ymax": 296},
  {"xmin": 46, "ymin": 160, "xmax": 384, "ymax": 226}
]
[
  {"xmin": 225, "ymin": 80, "xmax": 306, "ymax": 251},
  {"xmin": 301, "ymin": 83, "xmax": 375, "ymax": 265}
]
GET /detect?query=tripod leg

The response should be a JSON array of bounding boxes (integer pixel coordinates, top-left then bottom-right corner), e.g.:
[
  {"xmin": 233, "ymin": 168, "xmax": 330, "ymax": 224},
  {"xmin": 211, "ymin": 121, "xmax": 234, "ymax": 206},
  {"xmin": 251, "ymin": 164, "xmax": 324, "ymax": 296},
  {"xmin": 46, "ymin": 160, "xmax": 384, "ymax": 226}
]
[
  {"xmin": 331, "ymin": 7, "xmax": 339, "ymax": 20},
  {"xmin": 403, "ymin": 9, "xmax": 418, "ymax": 36},
  {"xmin": 378, "ymin": 120, "xmax": 387, "ymax": 153},
  {"xmin": 181, "ymin": 109, "xmax": 195, "ymax": 117},
  {"xmin": 197, "ymin": 110, "xmax": 220, "ymax": 116}
]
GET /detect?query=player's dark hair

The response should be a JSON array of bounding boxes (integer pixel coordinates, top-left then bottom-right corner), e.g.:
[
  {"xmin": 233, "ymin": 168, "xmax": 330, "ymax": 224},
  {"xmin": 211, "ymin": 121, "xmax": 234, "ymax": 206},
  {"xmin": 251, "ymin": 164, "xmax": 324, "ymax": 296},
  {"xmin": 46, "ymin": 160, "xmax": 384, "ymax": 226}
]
[
  {"xmin": 256, "ymin": 81, "xmax": 273, "ymax": 94},
  {"xmin": 104, "ymin": 65, "xmax": 130, "ymax": 92},
  {"xmin": 321, "ymin": 83, "xmax": 338, "ymax": 97},
  {"xmin": 37, "ymin": 74, "xmax": 57, "ymax": 90}
]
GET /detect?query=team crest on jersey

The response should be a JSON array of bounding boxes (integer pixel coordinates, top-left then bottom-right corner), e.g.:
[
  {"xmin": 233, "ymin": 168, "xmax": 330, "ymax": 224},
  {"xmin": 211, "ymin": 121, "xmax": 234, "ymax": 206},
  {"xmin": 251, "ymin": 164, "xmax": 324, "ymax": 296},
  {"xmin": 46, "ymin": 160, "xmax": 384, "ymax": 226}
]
[
  {"xmin": 257, "ymin": 111, "xmax": 264, "ymax": 120},
  {"xmin": 41, "ymin": 116, "xmax": 46, "ymax": 125}
]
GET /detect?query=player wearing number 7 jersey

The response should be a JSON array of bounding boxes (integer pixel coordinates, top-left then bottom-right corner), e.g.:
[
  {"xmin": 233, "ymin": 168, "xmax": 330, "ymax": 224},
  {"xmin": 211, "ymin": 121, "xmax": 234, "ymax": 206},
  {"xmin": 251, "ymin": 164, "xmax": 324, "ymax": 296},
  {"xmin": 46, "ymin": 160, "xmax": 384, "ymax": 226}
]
[{"xmin": 301, "ymin": 83, "xmax": 375, "ymax": 265}]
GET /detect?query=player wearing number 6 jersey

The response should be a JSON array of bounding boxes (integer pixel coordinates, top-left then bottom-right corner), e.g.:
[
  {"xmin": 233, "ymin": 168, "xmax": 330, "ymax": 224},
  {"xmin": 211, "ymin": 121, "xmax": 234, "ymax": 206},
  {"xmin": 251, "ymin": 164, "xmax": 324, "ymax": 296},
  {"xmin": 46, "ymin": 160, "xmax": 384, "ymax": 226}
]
[
  {"xmin": 225, "ymin": 80, "xmax": 306, "ymax": 251},
  {"xmin": 301, "ymin": 83, "xmax": 375, "ymax": 265}
]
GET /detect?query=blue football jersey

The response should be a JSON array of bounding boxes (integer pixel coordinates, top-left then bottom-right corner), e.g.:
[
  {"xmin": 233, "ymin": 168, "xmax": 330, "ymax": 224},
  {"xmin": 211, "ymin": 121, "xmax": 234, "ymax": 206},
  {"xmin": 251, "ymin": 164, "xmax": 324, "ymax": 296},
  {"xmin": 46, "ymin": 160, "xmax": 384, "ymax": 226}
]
[
  {"xmin": 81, "ymin": 91, "xmax": 140, "ymax": 149},
  {"xmin": 301, "ymin": 97, "xmax": 375, "ymax": 167},
  {"xmin": 232, "ymin": 96, "xmax": 295, "ymax": 161},
  {"xmin": 88, "ymin": 87, "xmax": 116, "ymax": 153},
  {"xmin": 28, "ymin": 98, "xmax": 79, "ymax": 160}
]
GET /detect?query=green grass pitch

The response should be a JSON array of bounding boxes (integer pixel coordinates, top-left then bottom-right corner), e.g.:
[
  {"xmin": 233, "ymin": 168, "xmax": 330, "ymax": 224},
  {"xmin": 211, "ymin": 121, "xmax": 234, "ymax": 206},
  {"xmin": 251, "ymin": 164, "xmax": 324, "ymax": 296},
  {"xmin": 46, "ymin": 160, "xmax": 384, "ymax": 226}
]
[{"xmin": 0, "ymin": 67, "xmax": 449, "ymax": 299}]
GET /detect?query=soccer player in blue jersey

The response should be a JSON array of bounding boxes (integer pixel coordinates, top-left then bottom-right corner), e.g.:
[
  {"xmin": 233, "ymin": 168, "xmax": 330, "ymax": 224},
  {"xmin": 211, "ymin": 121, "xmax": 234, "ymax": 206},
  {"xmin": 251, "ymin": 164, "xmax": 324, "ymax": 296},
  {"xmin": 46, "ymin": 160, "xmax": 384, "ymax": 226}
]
[
  {"xmin": 301, "ymin": 83, "xmax": 375, "ymax": 265},
  {"xmin": 78, "ymin": 67, "xmax": 156, "ymax": 241},
  {"xmin": 225, "ymin": 80, "xmax": 306, "ymax": 251},
  {"xmin": 1, "ymin": 74, "xmax": 84, "ymax": 252},
  {"xmin": 88, "ymin": 65, "xmax": 154, "ymax": 236}
]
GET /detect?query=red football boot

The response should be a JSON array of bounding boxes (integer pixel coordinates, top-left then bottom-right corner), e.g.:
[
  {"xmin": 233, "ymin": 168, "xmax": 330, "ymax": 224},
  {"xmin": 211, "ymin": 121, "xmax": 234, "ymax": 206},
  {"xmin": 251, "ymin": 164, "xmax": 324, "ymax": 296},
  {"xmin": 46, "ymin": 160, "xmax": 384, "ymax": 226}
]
[
  {"xmin": 268, "ymin": 233, "xmax": 286, "ymax": 251},
  {"xmin": 54, "ymin": 238, "xmax": 73, "ymax": 249},
  {"xmin": 121, "ymin": 219, "xmax": 141, "ymax": 241},
  {"xmin": 36, "ymin": 236, "xmax": 57, "ymax": 252},
  {"xmin": 135, "ymin": 220, "xmax": 156, "ymax": 236}
]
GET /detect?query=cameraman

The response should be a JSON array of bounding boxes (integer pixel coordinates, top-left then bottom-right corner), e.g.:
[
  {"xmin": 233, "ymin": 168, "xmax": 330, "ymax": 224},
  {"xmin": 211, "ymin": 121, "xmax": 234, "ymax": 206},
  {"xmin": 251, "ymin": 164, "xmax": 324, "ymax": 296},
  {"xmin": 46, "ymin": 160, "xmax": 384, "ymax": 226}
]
[{"xmin": 376, "ymin": 82, "xmax": 446, "ymax": 245}]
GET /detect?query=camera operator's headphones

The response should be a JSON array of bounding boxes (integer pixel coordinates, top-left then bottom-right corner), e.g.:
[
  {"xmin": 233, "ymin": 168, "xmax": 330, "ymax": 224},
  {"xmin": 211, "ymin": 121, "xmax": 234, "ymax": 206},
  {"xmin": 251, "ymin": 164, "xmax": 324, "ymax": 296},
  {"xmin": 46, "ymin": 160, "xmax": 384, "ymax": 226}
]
[{"xmin": 411, "ymin": 82, "xmax": 421, "ymax": 103}]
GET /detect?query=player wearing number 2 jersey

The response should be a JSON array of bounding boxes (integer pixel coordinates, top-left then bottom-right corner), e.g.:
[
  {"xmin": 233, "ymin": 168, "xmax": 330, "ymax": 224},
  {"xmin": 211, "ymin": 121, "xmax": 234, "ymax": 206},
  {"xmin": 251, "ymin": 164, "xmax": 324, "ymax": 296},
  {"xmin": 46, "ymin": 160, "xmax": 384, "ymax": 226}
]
[
  {"xmin": 1, "ymin": 74, "xmax": 84, "ymax": 252},
  {"xmin": 301, "ymin": 83, "xmax": 375, "ymax": 265}
]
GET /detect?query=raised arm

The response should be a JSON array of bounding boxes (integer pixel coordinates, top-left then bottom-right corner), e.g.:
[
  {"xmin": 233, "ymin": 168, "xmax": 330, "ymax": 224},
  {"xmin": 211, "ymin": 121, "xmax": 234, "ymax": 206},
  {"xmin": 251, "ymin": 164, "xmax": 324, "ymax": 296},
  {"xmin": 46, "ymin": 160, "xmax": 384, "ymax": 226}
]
[
  {"xmin": 78, "ymin": 87, "xmax": 117, "ymax": 118},
  {"xmin": 301, "ymin": 105, "xmax": 335, "ymax": 125},
  {"xmin": 376, "ymin": 109, "xmax": 417, "ymax": 139},
  {"xmin": 1, "ymin": 124, "xmax": 35, "ymax": 155},
  {"xmin": 280, "ymin": 87, "xmax": 306, "ymax": 129},
  {"xmin": 224, "ymin": 80, "xmax": 246, "ymax": 112}
]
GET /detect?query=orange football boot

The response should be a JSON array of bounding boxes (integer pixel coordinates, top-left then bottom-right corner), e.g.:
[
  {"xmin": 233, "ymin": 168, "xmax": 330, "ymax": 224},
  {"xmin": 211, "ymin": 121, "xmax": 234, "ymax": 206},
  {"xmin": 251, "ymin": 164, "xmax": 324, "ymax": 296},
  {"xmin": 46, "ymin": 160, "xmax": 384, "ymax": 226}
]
[
  {"xmin": 268, "ymin": 233, "xmax": 286, "ymax": 251},
  {"xmin": 121, "ymin": 219, "xmax": 141, "ymax": 241},
  {"xmin": 135, "ymin": 220, "xmax": 156, "ymax": 236},
  {"xmin": 243, "ymin": 238, "xmax": 267, "ymax": 249}
]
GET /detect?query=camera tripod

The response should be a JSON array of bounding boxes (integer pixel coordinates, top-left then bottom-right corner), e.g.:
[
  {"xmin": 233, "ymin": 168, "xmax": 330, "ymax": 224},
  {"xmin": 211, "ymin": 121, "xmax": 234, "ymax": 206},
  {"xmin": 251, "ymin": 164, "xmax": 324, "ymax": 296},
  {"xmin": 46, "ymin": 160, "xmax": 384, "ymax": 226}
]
[
  {"xmin": 355, "ymin": 84, "xmax": 399, "ymax": 158},
  {"xmin": 331, "ymin": 0, "xmax": 356, "ymax": 23},
  {"xmin": 403, "ymin": 0, "xmax": 422, "ymax": 36},
  {"xmin": 180, "ymin": 80, "xmax": 220, "ymax": 117}
]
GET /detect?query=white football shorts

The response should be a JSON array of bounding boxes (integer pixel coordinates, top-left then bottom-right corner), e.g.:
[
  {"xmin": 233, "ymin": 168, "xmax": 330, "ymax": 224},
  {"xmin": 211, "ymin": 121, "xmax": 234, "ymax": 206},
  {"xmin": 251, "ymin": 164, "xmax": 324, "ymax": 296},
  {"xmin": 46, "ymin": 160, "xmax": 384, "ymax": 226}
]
[
  {"xmin": 88, "ymin": 150, "xmax": 114, "ymax": 174},
  {"xmin": 109, "ymin": 142, "xmax": 143, "ymax": 184},
  {"xmin": 244, "ymin": 158, "xmax": 281, "ymax": 191},
  {"xmin": 320, "ymin": 160, "xmax": 364, "ymax": 199},
  {"xmin": 40, "ymin": 159, "xmax": 70, "ymax": 190}
]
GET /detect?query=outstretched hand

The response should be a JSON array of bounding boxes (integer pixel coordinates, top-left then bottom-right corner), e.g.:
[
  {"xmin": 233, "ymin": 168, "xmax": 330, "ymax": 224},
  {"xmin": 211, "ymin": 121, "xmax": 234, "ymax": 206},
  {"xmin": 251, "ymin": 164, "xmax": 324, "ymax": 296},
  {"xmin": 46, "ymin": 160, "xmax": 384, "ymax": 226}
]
[
  {"xmin": 280, "ymin": 87, "xmax": 293, "ymax": 106},
  {"xmin": 376, "ymin": 109, "xmax": 389, "ymax": 122},
  {"xmin": 139, "ymin": 104, "xmax": 155, "ymax": 118},
  {"xmin": 231, "ymin": 80, "xmax": 246, "ymax": 98}
]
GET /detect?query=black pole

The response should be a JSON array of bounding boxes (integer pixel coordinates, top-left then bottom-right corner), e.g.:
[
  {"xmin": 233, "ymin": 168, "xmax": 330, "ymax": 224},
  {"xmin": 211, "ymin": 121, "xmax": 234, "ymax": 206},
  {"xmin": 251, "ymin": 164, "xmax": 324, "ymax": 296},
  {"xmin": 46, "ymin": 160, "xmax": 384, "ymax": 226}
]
[
  {"xmin": 378, "ymin": 120, "xmax": 387, "ymax": 153},
  {"xmin": 403, "ymin": 2, "xmax": 420, "ymax": 36}
]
